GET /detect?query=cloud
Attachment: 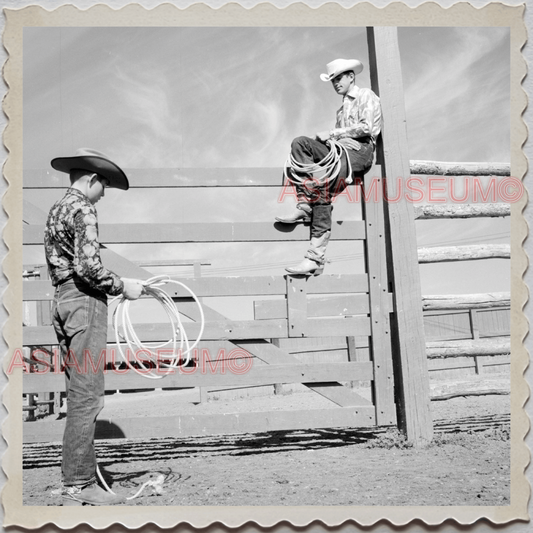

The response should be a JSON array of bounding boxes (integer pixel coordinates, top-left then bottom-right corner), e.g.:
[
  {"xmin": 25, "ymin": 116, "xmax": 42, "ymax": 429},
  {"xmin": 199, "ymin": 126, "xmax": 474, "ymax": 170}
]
[{"xmin": 108, "ymin": 64, "xmax": 183, "ymax": 168}]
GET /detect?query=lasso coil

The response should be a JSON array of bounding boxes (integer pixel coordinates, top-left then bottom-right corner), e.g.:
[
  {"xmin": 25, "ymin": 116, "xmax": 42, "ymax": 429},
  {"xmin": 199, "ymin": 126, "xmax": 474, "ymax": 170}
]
[
  {"xmin": 110, "ymin": 275, "xmax": 205, "ymax": 380},
  {"xmin": 283, "ymin": 139, "xmax": 352, "ymax": 188}
]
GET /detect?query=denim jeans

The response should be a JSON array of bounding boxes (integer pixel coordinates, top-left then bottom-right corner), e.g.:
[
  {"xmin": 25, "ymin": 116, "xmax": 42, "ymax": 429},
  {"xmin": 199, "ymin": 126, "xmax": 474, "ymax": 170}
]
[
  {"xmin": 290, "ymin": 135, "xmax": 374, "ymax": 237},
  {"xmin": 51, "ymin": 278, "xmax": 108, "ymax": 486}
]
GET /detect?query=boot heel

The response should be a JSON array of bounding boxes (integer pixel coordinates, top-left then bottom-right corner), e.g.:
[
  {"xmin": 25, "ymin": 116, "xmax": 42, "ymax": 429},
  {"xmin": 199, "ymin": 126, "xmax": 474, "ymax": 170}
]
[{"xmin": 312, "ymin": 266, "xmax": 324, "ymax": 276}]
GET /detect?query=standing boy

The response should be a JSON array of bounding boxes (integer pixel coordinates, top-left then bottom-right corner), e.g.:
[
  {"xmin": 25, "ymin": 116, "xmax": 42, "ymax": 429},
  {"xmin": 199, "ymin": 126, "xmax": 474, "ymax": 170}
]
[{"xmin": 44, "ymin": 148, "xmax": 144, "ymax": 505}]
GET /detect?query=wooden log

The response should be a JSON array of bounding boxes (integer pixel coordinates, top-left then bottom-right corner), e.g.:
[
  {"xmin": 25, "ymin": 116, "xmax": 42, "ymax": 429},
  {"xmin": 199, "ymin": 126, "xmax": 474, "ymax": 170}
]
[
  {"xmin": 414, "ymin": 203, "xmax": 510, "ymax": 219},
  {"xmin": 368, "ymin": 26, "xmax": 433, "ymax": 446},
  {"xmin": 23, "ymin": 220, "xmax": 366, "ymax": 245},
  {"xmin": 426, "ymin": 337, "xmax": 510, "ymax": 358},
  {"xmin": 409, "ymin": 161, "xmax": 510, "ymax": 176},
  {"xmin": 418, "ymin": 244, "xmax": 510, "ymax": 263},
  {"xmin": 422, "ymin": 293, "xmax": 510, "ymax": 311},
  {"xmin": 431, "ymin": 390, "xmax": 509, "ymax": 401}
]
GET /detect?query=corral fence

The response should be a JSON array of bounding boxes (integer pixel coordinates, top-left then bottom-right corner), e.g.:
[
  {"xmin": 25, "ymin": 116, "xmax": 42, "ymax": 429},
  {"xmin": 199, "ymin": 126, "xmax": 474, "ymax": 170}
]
[{"xmin": 20, "ymin": 27, "xmax": 510, "ymax": 447}]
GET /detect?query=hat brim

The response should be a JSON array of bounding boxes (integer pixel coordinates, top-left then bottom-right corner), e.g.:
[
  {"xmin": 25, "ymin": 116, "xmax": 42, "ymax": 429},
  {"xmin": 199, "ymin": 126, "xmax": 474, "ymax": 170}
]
[
  {"xmin": 320, "ymin": 61, "xmax": 364, "ymax": 82},
  {"xmin": 51, "ymin": 155, "xmax": 129, "ymax": 190}
]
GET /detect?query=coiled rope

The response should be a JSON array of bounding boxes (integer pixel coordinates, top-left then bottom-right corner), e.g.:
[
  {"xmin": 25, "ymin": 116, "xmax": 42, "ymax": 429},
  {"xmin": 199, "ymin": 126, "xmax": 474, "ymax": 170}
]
[
  {"xmin": 110, "ymin": 275, "xmax": 205, "ymax": 380},
  {"xmin": 93, "ymin": 275, "xmax": 204, "ymax": 501},
  {"xmin": 283, "ymin": 139, "xmax": 352, "ymax": 188}
]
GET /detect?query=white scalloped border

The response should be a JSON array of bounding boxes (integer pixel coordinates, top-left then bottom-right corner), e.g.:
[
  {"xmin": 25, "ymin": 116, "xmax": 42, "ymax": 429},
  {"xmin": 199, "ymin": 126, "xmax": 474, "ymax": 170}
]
[{"xmin": 1, "ymin": 2, "xmax": 529, "ymax": 529}]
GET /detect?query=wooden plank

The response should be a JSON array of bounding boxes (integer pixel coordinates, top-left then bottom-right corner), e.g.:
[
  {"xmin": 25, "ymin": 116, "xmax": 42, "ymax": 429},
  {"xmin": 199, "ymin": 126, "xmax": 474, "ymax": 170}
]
[
  {"xmin": 23, "ymin": 362, "xmax": 374, "ymax": 393},
  {"xmin": 23, "ymin": 274, "xmax": 370, "ymax": 301},
  {"xmin": 254, "ymin": 294, "xmax": 370, "ymax": 320},
  {"xmin": 235, "ymin": 340, "xmax": 372, "ymax": 407},
  {"xmin": 367, "ymin": 26, "xmax": 432, "ymax": 445},
  {"xmin": 23, "ymin": 199, "xmax": 48, "ymax": 224},
  {"xmin": 362, "ymin": 166, "xmax": 396, "ymax": 426},
  {"xmin": 24, "ymin": 317, "xmax": 372, "ymax": 347},
  {"xmin": 418, "ymin": 244, "xmax": 510, "ymax": 263},
  {"xmin": 100, "ymin": 249, "xmax": 154, "ymax": 280},
  {"xmin": 22, "ymin": 406, "xmax": 377, "ymax": 443},
  {"xmin": 23, "ymin": 319, "xmax": 288, "ymax": 345},
  {"xmin": 286, "ymin": 276, "xmax": 307, "ymax": 337},
  {"xmin": 23, "ymin": 168, "xmax": 284, "ymax": 189},
  {"xmin": 414, "ymin": 204, "xmax": 510, "ymax": 220},
  {"xmin": 23, "ymin": 162, "xmax": 510, "ymax": 191},
  {"xmin": 304, "ymin": 317, "xmax": 371, "ymax": 337},
  {"xmin": 428, "ymin": 358, "xmax": 476, "ymax": 372},
  {"xmin": 23, "ymin": 220, "xmax": 366, "ymax": 245}
]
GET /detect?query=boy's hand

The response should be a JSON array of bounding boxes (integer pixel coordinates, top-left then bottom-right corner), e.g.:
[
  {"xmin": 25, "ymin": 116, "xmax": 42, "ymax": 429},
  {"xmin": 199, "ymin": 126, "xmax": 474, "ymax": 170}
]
[{"xmin": 121, "ymin": 278, "xmax": 144, "ymax": 300}]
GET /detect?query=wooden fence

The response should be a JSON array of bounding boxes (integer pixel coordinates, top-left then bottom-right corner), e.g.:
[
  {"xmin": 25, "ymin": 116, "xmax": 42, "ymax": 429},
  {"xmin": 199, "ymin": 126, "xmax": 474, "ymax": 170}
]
[{"xmin": 19, "ymin": 27, "xmax": 510, "ymax": 447}]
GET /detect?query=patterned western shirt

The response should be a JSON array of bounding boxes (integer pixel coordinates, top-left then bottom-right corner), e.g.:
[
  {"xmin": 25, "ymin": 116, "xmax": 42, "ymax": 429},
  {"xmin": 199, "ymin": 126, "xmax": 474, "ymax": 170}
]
[
  {"xmin": 329, "ymin": 85, "xmax": 382, "ymax": 150},
  {"xmin": 44, "ymin": 188, "xmax": 124, "ymax": 295}
]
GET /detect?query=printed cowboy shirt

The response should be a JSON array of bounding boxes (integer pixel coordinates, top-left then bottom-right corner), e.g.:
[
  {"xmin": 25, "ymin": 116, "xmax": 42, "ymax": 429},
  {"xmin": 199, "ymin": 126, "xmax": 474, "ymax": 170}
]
[
  {"xmin": 44, "ymin": 188, "xmax": 124, "ymax": 295},
  {"xmin": 329, "ymin": 85, "xmax": 382, "ymax": 149}
]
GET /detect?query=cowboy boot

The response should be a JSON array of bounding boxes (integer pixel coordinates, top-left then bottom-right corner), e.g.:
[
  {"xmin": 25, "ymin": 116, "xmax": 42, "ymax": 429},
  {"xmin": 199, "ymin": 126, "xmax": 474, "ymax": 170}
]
[
  {"xmin": 275, "ymin": 202, "xmax": 312, "ymax": 224},
  {"xmin": 286, "ymin": 231, "xmax": 331, "ymax": 276}
]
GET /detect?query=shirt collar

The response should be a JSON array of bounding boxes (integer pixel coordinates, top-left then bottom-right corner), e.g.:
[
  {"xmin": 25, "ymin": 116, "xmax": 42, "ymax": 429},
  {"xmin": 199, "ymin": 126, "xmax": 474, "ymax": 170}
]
[
  {"xmin": 66, "ymin": 187, "xmax": 90, "ymax": 203},
  {"xmin": 344, "ymin": 85, "xmax": 360, "ymax": 100}
]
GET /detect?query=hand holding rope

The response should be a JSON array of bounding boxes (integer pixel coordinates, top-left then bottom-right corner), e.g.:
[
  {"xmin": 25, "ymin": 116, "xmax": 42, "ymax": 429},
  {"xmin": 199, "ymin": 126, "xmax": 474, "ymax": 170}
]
[{"xmin": 110, "ymin": 275, "xmax": 205, "ymax": 380}]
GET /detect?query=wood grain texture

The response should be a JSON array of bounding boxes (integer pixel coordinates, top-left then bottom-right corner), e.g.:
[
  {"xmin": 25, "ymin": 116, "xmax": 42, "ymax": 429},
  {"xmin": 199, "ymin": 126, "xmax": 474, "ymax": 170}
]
[
  {"xmin": 418, "ymin": 244, "xmax": 510, "ymax": 263},
  {"xmin": 414, "ymin": 203, "xmax": 510, "ymax": 219},
  {"xmin": 22, "ymin": 406, "xmax": 377, "ymax": 444},
  {"xmin": 368, "ymin": 27, "xmax": 433, "ymax": 445},
  {"xmin": 23, "ymin": 220, "xmax": 366, "ymax": 244}
]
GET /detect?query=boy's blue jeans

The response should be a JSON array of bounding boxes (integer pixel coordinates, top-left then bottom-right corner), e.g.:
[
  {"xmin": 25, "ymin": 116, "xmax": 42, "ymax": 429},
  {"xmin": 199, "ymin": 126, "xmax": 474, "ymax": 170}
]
[{"xmin": 51, "ymin": 278, "xmax": 108, "ymax": 486}]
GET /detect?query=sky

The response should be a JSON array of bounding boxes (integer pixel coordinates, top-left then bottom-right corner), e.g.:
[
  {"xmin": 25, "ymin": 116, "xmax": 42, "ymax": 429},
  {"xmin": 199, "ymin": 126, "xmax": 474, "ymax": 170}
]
[{"xmin": 22, "ymin": 26, "xmax": 511, "ymax": 319}]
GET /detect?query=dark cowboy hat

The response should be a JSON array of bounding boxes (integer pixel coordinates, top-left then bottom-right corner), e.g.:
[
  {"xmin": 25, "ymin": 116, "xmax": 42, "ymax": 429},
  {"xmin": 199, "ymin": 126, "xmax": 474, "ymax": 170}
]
[{"xmin": 51, "ymin": 148, "xmax": 129, "ymax": 190}]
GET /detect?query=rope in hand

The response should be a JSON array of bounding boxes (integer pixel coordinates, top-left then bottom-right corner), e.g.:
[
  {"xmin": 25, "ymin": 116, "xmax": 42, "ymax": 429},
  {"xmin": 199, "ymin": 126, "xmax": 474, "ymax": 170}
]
[
  {"xmin": 110, "ymin": 275, "xmax": 205, "ymax": 380},
  {"xmin": 92, "ymin": 276, "xmax": 205, "ymax": 500},
  {"xmin": 283, "ymin": 139, "xmax": 353, "ymax": 188}
]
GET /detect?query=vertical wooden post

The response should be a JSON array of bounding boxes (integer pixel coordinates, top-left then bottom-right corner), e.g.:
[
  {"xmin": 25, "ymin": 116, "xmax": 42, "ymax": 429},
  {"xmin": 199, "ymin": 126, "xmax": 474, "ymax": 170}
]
[
  {"xmin": 470, "ymin": 309, "xmax": 483, "ymax": 374},
  {"xmin": 361, "ymin": 165, "xmax": 396, "ymax": 426},
  {"xmin": 367, "ymin": 27, "xmax": 433, "ymax": 445},
  {"xmin": 37, "ymin": 267, "xmax": 55, "ymax": 416},
  {"xmin": 286, "ymin": 275, "xmax": 308, "ymax": 338},
  {"xmin": 194, "ymin": 261, "xmax": 208, "ymax": 403}
]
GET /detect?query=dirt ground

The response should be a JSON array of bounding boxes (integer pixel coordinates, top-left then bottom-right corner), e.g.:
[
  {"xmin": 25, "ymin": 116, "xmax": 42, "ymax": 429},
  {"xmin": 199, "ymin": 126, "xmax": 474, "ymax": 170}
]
[{"xmin": 22, "ymin": 384, "xmax": 511, "ymax": 507}]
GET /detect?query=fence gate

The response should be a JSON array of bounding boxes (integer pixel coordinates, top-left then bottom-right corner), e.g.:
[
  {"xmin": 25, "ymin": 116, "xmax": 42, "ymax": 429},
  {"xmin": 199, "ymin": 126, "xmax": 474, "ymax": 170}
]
[{"xmin": 22, "ymin": 27, "xmax": 433, "ymax": 445}]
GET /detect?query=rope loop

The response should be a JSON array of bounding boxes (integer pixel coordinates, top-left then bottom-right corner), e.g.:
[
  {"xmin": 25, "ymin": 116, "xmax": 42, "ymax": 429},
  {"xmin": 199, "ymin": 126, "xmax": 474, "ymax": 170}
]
[
  {"xmin": 284, "ymin": 139, "xmax": 352, "ymax": 189},
  {"xmin": 110, "ymin": 275, "xmax": 205, "ymax": 380}
]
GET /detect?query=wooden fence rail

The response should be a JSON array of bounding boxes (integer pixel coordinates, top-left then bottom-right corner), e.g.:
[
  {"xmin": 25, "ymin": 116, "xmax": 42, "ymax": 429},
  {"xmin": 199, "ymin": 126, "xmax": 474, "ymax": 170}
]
[
  {"xmin": 22, "ymin": 160, "xmax": 511, "ymax": 190},
  {"xmin": 417, "ymin": 244, "xmax": 510, "ymax": 263}
]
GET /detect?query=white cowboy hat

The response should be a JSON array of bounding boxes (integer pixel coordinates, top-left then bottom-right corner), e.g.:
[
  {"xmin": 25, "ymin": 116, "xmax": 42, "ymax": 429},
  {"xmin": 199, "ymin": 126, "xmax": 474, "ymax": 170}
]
[
  {"xmin": 51, "ymin": 148, "xmax": 130, "ymax": 190},
  {"xmin": 320, "ymin": 58, "xmax": 364, "ymax": 82}
]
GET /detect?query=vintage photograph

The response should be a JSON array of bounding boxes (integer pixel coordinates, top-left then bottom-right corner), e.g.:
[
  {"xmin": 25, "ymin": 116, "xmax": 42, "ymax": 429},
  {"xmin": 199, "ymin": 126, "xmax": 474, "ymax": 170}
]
[{"xmin": 2, "ymin": 2, "xmax": 528, "ymax": 529}]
